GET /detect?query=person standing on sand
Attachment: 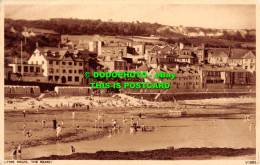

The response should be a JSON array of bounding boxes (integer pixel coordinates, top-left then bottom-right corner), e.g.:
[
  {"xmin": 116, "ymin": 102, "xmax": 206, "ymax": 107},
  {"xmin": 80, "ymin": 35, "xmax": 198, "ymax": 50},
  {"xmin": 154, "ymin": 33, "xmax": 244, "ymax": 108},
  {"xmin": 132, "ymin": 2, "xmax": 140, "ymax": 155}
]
[
  {"xmin": 12, "ymin": 148, "xmax": 17, "ymax": 160},
  {"xmin": 72, "ymin": 112, "xmax": 75, "ymax": 119},
  {"xmin": 71, "ymin": 145, "xmax": 75, "ymax": 153},
  {"xmin": 23, "ymin": 123, "xmax": 26, "ymax": 135},
  {"xmin": 56, "ymin": 125, "xmax": 62, "ymax": 138},
  {"xmin": 23, "ymin": 110, "xmax": 26, "ymax": 118},
  {"xmin": 95, "ymin": 118, "xmax": 98, "ymax": 129},
  {"xmin": 17, "ymin": 144, "xmax": 22, "ymax": 160},
  {"xmin": 131, "ymin": 114, "xmax": 134, "ymax": 125},
  {"xmin": 61, "ymin": 120, "xmax": 64, "ymax": 128},
  {"xmin": 26, "ymin": 130, "xmax": 32, "ymax": 139},
  {"xmin": 102, "ymin": 115, "xmax": 105, "ymax": 129},
  {"xmin": 42, "ymin": 119, "xmax": 46, "ymax": 128},
  {"xmin": 53, "ymin": 119, "xmax": 57, "ymax": 129}
]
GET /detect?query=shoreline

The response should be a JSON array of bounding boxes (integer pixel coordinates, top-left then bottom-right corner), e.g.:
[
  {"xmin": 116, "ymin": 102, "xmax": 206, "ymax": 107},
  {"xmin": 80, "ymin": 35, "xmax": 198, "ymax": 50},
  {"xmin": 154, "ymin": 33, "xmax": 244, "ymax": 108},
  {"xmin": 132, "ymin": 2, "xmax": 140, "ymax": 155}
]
[{"xmin": 33, "ymin": 147, "xmax": 256, "ymax": 160}]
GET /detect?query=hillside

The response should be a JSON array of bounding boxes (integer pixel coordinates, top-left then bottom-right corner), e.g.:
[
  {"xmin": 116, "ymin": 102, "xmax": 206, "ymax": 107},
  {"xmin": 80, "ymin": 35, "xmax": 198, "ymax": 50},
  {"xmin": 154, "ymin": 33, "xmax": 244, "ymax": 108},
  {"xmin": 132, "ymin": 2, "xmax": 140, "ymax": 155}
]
[{"xmin": 4, "ymin": 18, "xmax": 256, "ymax": 65}]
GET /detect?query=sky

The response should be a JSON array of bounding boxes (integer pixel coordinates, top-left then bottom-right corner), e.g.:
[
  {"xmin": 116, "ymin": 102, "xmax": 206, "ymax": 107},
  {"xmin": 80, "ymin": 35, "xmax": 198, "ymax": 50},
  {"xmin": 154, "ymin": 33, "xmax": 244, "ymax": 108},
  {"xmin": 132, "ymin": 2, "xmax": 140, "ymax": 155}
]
[{"xmin": 4, "ymin": 3, "xmax": 256, "ymax": 29}]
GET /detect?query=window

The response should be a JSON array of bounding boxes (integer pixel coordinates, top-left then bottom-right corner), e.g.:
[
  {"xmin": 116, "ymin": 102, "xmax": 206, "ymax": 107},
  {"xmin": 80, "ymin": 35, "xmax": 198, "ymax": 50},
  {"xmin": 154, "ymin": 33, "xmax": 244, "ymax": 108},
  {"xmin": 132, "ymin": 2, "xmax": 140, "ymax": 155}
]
[
  {"xmin": 79, "ymin": 62, "xmax": 83, "ymax": 66},
  {"xmin": 69, "ymin": 62, "xmax": 72, "ymax": 65},
  {"xmin": 196, "ymin": 82, "xmax": 198, "ymax": 85},
  {"xmin": 55, "ymin": 76, "xmax": 59, "ymax": 81},
  {"xmin": 30, "ymin": 66, "xmax": 34, "ymax": 72},
  {"xmin": 42, "ymin": 69, "xmax": 44, "ymax": 72},
  {"xmin": 56, "ymin": 69, "xmax": 59, "ymax": 73},
  {"xmin": 49, "ymin": 68, "xmax": 54, "ymax": 73},
  {"xmin": 56, "ymin": 61, "xmax": 59, "ymax": 65},
  {"xmin": 18, "ymin": 66, "xmax": 21, "ymax": 72},
  {"xmin": 24, "ymin": 66, "xmax": 28, "ymax": 72},
  {"xmin": 31, "ymin": 61, "xmax": 34, "ymax": 64},
  {"xmin": 36, "ymin": 67, "xmax": 40, "ymax": 73},
  {"xmin": 62, "ymin": 69, "xmax": 66, "ymax": 73},
  {"xmin": 75, "ymin": 76, "xmax": 79, "ymax": 82},
  {"xmin": 220, "ymin": 58, "xmax": 223, "ymax": 62},
  {"xmin": 68, "ymin": 76, "xmax": 72, "ymax": 82},
  {"xmin": 102, "ymin": 50, "xmax": 105, "ymax": 53},
  {"xmin": 79, "ymin": 70, "xmax": 83, "ymax": 74},
  {"xmin": 69, "ymin": 70, "xmax": 72, "ymax": 73},
  {"xmin": 245, "ymin": 59, "xmax": 248, "ymax": 62},
  {"xmin": 245, "ymin": 66, "xmax": 248, "ymax": 69},
  {"xmin": 74, "ymin": 70, "xmax": 77, "ymax": 74},
  {"xmin": 250, "ymin": 66, "xmax": 253, "ymax": 69},
  {"xmin": 48, "ymin": 76, "xmax": 53, "ymax": 81},
  {"xmin": 74, "ymin": 62, "xmax": 77, "ymax": 66},
  {"xmin": 113, "ymin": 50, "xmax": 115, "ymax": 54},
  {"xmin": 36, "ymin": 61, "xmax": 38, "ymax": 64},
  {"xmin": 62, "ymin": 62, "xmax": 66, "ymax": 65},
  {"xmin": 49, "ymin": 61, "xmax": 53, "ymax": 65},
  {"xmin": 137, "ymin": 48, "xmax": 140, "ymax": 51},
  {"xmin": 251, "ymin": 59, "xmax": 253, "ymax": 62}
]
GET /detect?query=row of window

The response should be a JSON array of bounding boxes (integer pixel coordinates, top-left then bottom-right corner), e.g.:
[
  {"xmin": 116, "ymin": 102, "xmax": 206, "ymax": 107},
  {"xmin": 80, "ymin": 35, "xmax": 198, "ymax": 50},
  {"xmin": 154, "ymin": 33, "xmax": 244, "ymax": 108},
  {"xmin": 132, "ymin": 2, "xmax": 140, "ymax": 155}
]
[
  {"xmin": 18, "ymin": 66, "xmax": 41, "ymax": 73},
  {"xmin": 206, "ymin": 79, "xmax": 224, "ymax": 84},
  {"xmin": 31, "ymin": 61, "xmax": 83, "ymax": 66},
  {"xmin": 102, "ymin": 49, "xmax": 124, "ymax": 54},
  {"xmin": 48, "ymin": 76, "xmax": 80, "ymax": 82},
  {"xmin": 172, "ymin": 82, "xmax": 199, "ymax": 85},
  {"xmin": 49, "ymin": 68, "xmax": 83, "ymax": 74},
  {"xmin": 244, "ymin": 66, "xmax": 254, "ymax": 69},
  {"xmin": 207, "ymin": 71, "xmax": 221, "ymax": 76}
]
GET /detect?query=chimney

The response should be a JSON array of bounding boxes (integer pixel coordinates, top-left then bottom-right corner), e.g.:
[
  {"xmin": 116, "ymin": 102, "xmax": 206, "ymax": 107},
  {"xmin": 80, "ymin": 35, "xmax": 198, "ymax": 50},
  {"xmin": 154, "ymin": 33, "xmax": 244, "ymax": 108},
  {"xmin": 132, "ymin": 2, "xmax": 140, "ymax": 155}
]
[{"xmin": 36, "ymin": 42, "xmax": 39, "ymax": 48}]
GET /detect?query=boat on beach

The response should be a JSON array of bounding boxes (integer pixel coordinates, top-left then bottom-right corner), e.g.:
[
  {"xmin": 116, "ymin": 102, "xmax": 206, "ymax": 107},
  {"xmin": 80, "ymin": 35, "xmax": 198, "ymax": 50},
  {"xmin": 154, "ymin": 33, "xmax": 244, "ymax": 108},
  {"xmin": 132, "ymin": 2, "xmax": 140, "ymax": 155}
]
[{"xmin": 131, "ymin": 125, "xmax": 155, "ymax": 132}]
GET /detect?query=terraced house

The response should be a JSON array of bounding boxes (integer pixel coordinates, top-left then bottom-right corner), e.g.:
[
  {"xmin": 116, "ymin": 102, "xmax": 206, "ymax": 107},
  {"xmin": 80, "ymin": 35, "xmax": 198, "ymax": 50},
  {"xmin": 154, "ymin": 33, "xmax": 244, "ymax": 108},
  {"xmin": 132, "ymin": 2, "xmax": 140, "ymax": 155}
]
[{"xmin": 28, "ymin": 47, "xmax": 84, "ymax": 85}]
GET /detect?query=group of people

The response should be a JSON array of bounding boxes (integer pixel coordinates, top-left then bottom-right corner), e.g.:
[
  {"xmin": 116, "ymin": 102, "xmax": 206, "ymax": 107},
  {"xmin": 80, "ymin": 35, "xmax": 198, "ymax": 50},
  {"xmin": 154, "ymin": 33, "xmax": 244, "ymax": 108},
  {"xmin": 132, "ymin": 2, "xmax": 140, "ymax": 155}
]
[{"xmin": 12, "ymin": 144, "xmax": 22, "ymax": 160}]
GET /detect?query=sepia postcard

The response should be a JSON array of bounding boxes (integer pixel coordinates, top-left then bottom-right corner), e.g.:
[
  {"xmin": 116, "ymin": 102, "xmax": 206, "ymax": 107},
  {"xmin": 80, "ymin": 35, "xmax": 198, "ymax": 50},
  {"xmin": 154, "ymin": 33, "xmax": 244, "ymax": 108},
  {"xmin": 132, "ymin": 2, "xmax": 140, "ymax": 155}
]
[{"xmin": 0, "ymin": 0, "xmax": 259, "ymax": 164}]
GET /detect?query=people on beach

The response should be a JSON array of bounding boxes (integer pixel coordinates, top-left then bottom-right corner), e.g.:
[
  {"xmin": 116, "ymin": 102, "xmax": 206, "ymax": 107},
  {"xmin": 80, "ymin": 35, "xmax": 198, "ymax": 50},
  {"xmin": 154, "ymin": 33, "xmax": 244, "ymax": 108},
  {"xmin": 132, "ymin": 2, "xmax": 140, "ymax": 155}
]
[
  {"xmin": 56, "ymin": 125, "xmax": 62, "ymax": 138},
  {"xmin": 131, "ymin": 114, "xmax": 134, "ymax": 125},
  {"xmin": 98, "ymin": 110, "xmax": 102, "ymax": 128},
  {"xmin": 23, "ymin": 123, "xmax": 26, "ymax": 135},
  {"xmin": 123, "ymin": 117, "xmax": 127, "ymax": 126},
  {"xmin": 26, "ymin": 130, "xmax": 32, "ymax": 139},
  {"xmin": 71, "ymin": 145, "xmax": 75, "ymax": 153},
  {"xmin": 102, "ymin": 115, "xmax": 105, "ymax": 129},
  {"xmin": 138, "ymin": 113, "xmax": 142, "ymax": 121},
  {"xmin": 23, "ymin": 110, "xmax": 26, "ymax": 118},
  {"xmin": 17, "ymin": 144, "xmax": 21, "ymax": 160},
  {"xmin": 95, "ymin": 118, "xmax": 98, "ymax": 129},
  {"xmin": 61, "ymin": 120, "xmax": 64, "ymax": 128},
  {"xmin": 112, "ymin": 119, "xmax": 117, "ymax": 127},
  {"xmin": 53, "ymin": 119, "xmax": 57, "ymax": 129},
  {"xmin": 12, "ymin": 148, "xmax": 17, "ymax": 160},
  {"xmin": 141, "ymin": 123, "xmax": 146, "ymax": 132},
  {"xmin": 72, "ymin": 112, "xmax": 75, "ymax": 119},
  {"xmin": 112, "ymin": 126, "xmax": 116, "ymax": 134},
  {"xmin": 42, "ymin": 119, "xmax": 46, "ymax": 128}
]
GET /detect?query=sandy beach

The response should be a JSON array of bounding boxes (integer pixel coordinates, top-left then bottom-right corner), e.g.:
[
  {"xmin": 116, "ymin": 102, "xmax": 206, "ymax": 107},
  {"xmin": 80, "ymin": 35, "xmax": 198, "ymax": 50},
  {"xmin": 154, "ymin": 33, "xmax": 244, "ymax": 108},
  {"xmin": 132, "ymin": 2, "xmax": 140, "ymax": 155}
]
[{"xmin": 4, "ymin": 94, "xmax": 256, "ymax": 160}]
